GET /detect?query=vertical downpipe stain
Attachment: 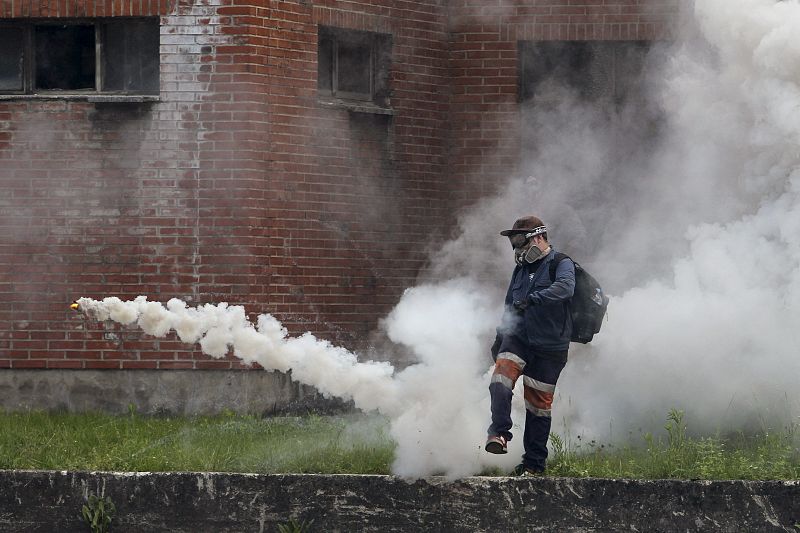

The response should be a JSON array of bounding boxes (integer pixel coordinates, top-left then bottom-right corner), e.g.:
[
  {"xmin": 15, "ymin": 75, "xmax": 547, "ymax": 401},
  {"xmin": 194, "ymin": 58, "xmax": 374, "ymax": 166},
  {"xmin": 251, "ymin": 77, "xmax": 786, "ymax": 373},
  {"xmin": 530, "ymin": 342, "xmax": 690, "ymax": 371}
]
[{"xmin": 162, "ymin": 0, "xmax": 227, "ymax": 302}]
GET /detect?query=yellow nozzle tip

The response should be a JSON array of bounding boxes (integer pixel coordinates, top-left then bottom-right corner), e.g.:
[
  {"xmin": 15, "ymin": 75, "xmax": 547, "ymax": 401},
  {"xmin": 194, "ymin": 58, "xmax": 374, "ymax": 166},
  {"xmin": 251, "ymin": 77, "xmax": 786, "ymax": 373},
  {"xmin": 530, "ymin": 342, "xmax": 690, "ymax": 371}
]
[{"xmin": 70, "ymin": 303, "xmax": 80, "ymax": 311}]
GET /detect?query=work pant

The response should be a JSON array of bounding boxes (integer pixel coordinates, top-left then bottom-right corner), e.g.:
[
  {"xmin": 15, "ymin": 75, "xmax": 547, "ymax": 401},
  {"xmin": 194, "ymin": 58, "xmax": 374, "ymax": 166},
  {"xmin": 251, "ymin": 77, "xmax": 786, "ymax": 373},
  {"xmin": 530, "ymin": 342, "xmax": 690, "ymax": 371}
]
[{"xmin": 487, "ymin": 335, "xmax": 566, "ymax": 472}]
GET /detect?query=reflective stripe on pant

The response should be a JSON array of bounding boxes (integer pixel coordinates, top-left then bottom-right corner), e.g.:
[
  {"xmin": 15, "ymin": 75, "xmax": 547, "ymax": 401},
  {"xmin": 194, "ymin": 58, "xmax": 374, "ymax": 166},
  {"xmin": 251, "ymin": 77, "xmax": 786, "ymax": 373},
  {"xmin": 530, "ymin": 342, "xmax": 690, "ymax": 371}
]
[
  {"xmin": 490, "ymin": 351, "xmax": 525, "ymax": 390},
  {"xmin": 523, "ymin": 376, "xmax": 555, "ymax": 418},
  {"xmin": 521, "ymin": 356, "xmax": 565, "ymax": 472}
]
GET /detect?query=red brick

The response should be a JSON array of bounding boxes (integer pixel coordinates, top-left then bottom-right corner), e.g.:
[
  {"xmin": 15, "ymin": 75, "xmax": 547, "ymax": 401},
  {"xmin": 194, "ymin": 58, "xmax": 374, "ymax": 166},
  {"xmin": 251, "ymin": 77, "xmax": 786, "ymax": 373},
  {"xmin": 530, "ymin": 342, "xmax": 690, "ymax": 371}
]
[
  {"xmin": 47, "ymin": 360, "xmax": 84, "ymax": 369},
  {"xmin": 12, "ymin": 360, "xmax": 47, "ymax": 369},
  {"xmin": 85, "ymin": 361, "xmax": 122, "ymax": 369},
  {"xmin": 122, "ymin": 361, "xmax": 159, "ymax": 369},
  {"xmin": 159, "ymin": 361, "xmax": 195, "ymax": 370},
  {"xmin": 195, "ymin": 361, "xmax": 233, "ymax": 370}
]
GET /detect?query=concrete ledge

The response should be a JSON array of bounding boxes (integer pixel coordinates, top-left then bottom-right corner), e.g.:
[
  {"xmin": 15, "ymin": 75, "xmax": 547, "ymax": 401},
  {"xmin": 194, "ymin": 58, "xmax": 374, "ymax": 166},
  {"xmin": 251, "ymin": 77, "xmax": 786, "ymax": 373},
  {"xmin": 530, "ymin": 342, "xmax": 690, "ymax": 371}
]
[
  {"xmin": 1, "ymin": 470, "xmax": 798, "ymax": 532},
  {"xmin": 0, "ymin": 94, "xmax": 159, "ymax": 102},
  {"xmin": 0, "ymin": 370, "xmax": 352, "ymax": 416}
]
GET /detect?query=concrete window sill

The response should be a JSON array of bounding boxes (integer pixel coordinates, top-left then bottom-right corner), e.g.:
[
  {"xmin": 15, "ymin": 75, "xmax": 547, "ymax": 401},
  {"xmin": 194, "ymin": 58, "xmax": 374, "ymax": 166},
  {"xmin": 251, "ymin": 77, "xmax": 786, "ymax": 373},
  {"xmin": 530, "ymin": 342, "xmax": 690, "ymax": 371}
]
[
  {"xmin": 0, "ymin": 94, "xmax": 160, "ymax": 103},
  {"xmin": 317, "ymin": 97, "xmax": 394, "ymax": 115}
]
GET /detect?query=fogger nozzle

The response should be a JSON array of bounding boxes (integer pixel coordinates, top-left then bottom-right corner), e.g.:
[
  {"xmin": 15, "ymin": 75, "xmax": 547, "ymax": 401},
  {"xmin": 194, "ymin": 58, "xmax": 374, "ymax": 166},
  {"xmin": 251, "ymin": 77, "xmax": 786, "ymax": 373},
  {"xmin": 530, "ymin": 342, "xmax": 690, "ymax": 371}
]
[{"xmin": 70, "ymin": 302, "xmax": 80, "ymax": 311}]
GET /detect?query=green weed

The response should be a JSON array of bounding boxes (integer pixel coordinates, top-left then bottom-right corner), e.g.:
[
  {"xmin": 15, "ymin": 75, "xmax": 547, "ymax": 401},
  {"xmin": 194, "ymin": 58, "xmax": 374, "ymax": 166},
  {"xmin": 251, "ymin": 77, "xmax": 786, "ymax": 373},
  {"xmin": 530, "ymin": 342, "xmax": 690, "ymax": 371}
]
[{"xmin": 81, "ymin": 492, "xmax": 115, "ymax": 533}]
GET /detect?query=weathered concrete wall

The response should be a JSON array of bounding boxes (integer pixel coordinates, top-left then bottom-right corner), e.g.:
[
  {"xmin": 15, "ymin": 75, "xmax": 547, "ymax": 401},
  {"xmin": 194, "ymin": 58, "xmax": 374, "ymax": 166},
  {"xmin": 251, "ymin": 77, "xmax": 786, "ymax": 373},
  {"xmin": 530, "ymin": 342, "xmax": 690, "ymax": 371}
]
[
  {"xmin": 0, "ymin": 370, "xmax": 351, "ymax": 416},
  {"xmin": 1, "ymin": 471, "xmax": 798, "ymax": 532}
]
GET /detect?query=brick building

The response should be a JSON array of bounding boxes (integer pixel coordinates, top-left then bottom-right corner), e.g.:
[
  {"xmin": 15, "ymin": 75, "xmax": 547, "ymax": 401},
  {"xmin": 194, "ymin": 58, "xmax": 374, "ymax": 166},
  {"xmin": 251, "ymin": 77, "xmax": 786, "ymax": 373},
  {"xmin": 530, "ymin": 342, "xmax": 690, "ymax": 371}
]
[{"xmin": 0, "ymin": 0, "xmax": 676, "ymax": 411}]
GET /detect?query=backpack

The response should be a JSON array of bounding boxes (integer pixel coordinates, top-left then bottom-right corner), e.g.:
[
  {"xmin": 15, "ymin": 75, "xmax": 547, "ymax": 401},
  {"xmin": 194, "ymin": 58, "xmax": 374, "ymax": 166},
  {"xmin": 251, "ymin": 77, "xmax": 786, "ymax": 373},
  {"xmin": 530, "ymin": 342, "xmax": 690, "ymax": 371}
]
[{"xmin": 549, "ymin": 252, "xmax": 609, "ymax": 344}]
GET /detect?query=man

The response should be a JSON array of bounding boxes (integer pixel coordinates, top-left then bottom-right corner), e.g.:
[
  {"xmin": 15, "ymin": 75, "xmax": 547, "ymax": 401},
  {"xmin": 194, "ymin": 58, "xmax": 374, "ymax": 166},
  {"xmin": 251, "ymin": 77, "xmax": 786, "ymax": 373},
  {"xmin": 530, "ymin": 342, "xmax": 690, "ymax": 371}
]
[{"xmin": 485, "ymin": 215, "xmax": 575, "ymax": 476}]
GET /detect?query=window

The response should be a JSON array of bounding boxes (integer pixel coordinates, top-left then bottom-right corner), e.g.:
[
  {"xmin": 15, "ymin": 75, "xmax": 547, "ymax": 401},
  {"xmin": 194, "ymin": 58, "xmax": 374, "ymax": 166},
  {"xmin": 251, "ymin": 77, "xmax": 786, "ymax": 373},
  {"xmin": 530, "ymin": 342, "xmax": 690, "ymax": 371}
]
[
  {"xmin": 0, "ymin": 18, "xmax": 159, "ymax": 95},
  {"xmin": 318, "ymin": 26, "xmax": 391, "ymax": 107},
  {"xmin": 0, "ymin": 27, "xmax": 25, "ymax": 92},
  {"xmin": 518, "ymin": 41, "xmax": 649, "ymax": 106}
]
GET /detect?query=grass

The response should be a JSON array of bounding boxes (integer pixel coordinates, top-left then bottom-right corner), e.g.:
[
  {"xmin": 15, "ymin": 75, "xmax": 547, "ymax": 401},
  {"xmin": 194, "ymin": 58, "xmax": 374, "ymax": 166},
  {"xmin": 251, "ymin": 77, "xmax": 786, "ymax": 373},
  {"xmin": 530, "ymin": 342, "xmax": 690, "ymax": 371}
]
[
  {"xmin": 0, "ymin": 409, "xmax": 394, "ymax": 474},
  {"xmin": 546, "ymin": 409, "xmax": 800, "ymax": 480},
  {"xmin": 0, "ymin": 408, "xmax": 797, "ymax": 479}
]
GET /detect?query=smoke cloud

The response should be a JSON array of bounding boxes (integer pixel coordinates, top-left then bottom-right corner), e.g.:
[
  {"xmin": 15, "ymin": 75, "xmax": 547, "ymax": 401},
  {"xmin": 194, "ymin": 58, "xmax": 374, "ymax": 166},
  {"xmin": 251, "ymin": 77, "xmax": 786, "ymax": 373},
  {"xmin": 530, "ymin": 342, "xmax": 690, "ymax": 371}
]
[
  {"xmin": 78, "ymin": 0, "xmax": 800, "ymax": 477},
  {"xmin": 436, "ymin": 0, "xmax": 800, "ymax": 445},
  {"xmin": 545, "ymin": 0, "xmax": 800, "ymax": 440}
]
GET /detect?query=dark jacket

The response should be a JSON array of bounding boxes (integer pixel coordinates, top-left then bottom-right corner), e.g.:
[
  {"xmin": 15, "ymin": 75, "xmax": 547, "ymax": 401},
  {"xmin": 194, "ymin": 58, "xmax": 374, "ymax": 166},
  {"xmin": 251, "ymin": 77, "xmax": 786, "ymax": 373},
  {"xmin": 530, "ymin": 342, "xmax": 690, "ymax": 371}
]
[{"xmin": 501, "ymin": 248, "xmax": 575, "ymax": 352}]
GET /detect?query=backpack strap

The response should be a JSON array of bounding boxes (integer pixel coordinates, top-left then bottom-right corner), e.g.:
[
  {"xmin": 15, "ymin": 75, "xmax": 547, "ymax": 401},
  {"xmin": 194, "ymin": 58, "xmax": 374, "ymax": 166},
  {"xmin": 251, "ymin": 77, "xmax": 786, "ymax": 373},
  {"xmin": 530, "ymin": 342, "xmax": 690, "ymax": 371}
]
[
  {"xmin": 549, "ymin": 252, "xmax": 570, "ymax": 282},
  {"xmin": 548, "ymin": 252, "xmax": 571, "ymax": 337}
]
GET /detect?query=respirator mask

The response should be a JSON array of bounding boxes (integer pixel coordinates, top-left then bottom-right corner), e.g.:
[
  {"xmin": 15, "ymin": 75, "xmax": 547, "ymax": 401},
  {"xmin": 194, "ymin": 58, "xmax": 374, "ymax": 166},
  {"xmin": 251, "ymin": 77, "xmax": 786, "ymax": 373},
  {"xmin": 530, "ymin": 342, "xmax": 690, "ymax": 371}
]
[{"xmin": 509, "ymin": 228, "xmax": 546, "ymax": 265}]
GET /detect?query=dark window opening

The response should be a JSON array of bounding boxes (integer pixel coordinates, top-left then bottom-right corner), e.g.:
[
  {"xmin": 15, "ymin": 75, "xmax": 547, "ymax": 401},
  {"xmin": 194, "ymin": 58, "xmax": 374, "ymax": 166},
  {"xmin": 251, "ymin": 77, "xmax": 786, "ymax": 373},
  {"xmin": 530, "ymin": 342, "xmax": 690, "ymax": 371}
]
[
  {"xmin": 518, "ymin": 41, "xmax": 650, "ymax": 106},
  {"xmin": 35, "ymin": 24, "xmax": 95, "ymax": 90},
  {"xmin": 0, "ymin": 28, "xmax": 25, "ymax": 91},
  {"xmin": 103, "ymin": 20, "xmax": 160, "ymax": 93},
  {"xmin": 0, "ymin": 18, "xmax": 160, "ymax": 96},
  {"xmin": 318, "ymin": 26, "xmax": 391, "ymax": 106}
]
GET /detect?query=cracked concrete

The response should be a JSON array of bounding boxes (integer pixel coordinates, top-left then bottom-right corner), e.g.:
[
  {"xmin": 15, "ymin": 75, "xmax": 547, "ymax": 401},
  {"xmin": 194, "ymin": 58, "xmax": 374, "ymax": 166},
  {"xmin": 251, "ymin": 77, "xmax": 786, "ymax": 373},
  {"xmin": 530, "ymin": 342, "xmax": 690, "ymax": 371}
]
[{"xmin": 1, "ymin": 471, "xmax": 798, "ymax": 532}]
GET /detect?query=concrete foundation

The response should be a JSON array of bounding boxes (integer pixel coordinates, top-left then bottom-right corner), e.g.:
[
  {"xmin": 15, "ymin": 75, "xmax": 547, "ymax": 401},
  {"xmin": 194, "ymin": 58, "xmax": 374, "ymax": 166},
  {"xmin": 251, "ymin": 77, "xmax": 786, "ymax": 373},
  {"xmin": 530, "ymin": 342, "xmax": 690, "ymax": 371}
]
[
  {"xmin": 0, "ymin": 370, "xmax": 351, "ymax": 416},
  {"xmin": 1, "ymin": 471, "xmax": 798, "ymax": 532}
]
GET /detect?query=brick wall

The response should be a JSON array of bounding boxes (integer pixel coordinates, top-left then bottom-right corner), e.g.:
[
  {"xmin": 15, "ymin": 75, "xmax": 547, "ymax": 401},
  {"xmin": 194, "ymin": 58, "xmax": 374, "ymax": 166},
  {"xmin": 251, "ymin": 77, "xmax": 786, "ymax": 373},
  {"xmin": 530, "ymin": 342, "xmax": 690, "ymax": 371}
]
[
  {"xmin": 0, "ymin": 0, "xmax": 451, "ymax": 369},
  {"xmin": 0, "ymin": 0, "xmax": 172, "ymax": 17},
  {"xmin": 0, "ymin": 0, "xmax": 676, "ymax": 371},
  {"xmin": 276, "ymin": 1, "xmax": 451, "ymax": 345}
]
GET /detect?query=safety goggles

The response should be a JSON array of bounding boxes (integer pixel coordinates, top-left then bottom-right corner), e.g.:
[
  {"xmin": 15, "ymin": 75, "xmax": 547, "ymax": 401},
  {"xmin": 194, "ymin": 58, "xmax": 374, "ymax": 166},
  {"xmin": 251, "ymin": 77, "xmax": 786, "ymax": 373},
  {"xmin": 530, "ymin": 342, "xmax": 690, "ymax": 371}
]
[{"xmin": 509, "ymin": 233, "xmax": 530, "ymax": 249}]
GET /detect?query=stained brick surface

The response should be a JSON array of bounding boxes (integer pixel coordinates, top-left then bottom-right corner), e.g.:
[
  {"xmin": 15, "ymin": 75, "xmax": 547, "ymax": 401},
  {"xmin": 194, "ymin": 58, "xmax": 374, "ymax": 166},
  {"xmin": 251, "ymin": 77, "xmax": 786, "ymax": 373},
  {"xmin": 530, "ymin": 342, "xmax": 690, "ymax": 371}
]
[{"xmin": 0, "ymin": 0, "xmax": 677, "ymax": 369}]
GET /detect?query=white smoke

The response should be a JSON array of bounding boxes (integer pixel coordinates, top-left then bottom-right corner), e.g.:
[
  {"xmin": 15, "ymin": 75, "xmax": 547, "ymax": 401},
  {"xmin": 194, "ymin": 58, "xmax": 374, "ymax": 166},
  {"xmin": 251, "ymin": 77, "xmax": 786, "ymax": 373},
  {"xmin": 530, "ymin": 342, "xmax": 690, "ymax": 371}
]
[
  {"xmin": 78, "ymin": 0, "xmax": 800, "ymax": 477},
  {"xmin": 405, "ymin": 0, "xmax": 800, "ymax": 460},
  {"xmin": 77, "ymin": 296, "xmax": 399, "ymax": 414},
  {"xmin": 77, "ymin": 280, "xmax": 514, "ymax": 478},
  {"xmin": 555, "ymin": 0, "xmax": 800, "ymax": 439},
  {"xmin": 419, "ymin": 0, "xmax": 800, "ymax": 447}
]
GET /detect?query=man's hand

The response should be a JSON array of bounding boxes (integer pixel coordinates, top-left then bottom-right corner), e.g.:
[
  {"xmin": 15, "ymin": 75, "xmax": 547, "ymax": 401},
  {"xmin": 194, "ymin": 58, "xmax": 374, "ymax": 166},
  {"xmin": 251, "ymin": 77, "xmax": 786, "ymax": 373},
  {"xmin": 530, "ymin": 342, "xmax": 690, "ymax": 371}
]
[{"xmin": 513, "ymin": 295, "xmax": 535, "ymax": 311}]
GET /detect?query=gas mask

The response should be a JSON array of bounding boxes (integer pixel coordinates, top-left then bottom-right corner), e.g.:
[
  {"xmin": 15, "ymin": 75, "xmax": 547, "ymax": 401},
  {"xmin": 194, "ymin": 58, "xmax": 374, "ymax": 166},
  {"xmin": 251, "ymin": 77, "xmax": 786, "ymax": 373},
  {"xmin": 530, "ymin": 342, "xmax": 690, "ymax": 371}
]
[
  {"xmin": 514, "ymin": 241, "xmax": 544, "ymax": 265},
  {"xmin": 510, "ymin": 233, "xmax": 544, "ymax": 265}
]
